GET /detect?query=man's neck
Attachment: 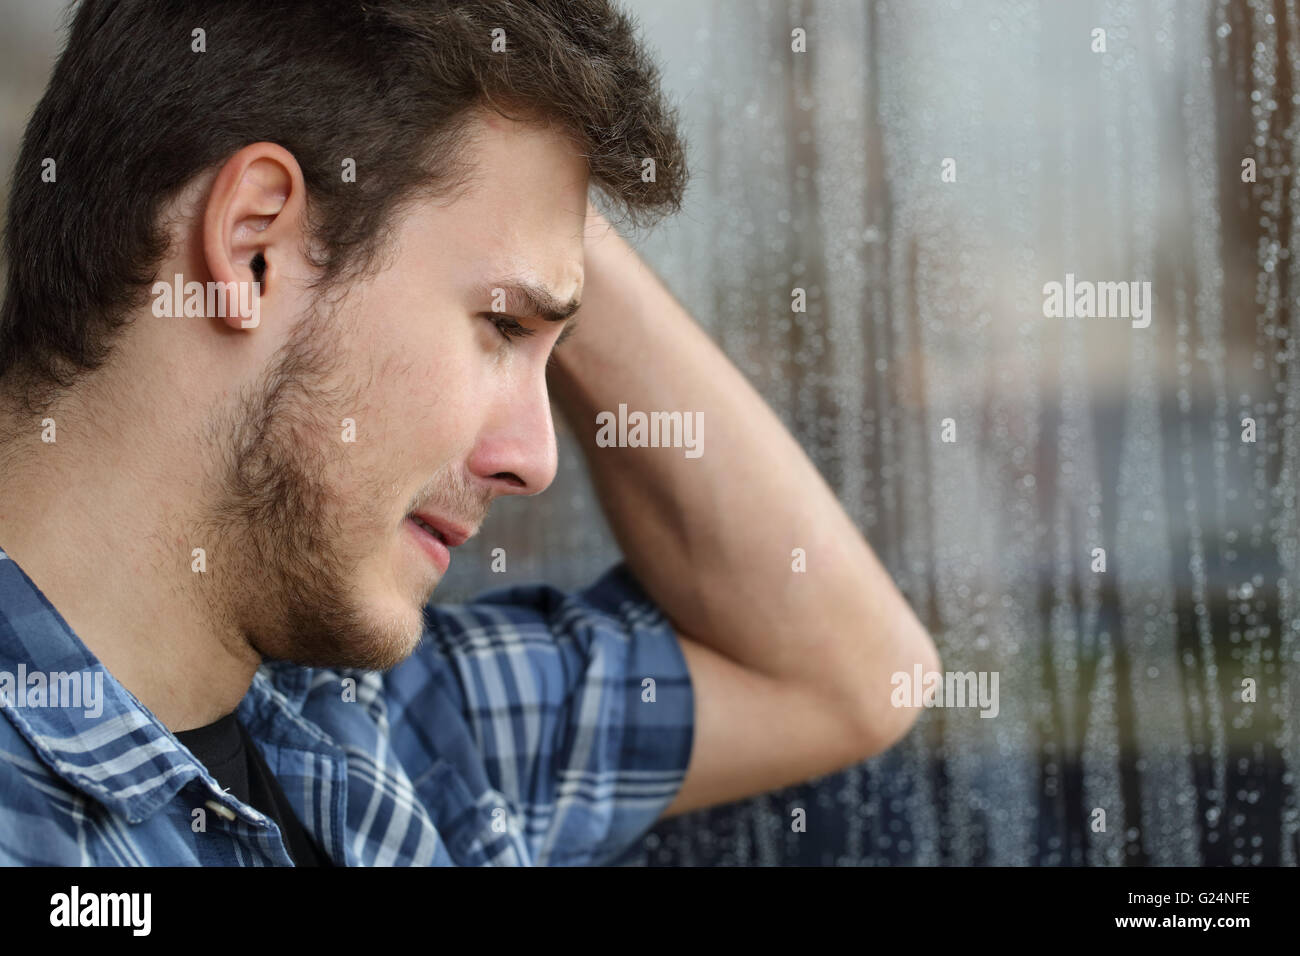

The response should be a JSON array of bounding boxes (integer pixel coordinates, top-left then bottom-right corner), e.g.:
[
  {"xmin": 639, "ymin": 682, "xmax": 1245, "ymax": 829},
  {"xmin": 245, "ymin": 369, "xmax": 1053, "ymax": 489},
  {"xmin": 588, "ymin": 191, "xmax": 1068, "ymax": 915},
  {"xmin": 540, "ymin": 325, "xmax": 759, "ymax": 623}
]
[{"xmin": 0, "ymin": 385, "xmax": 260, "ymax": 732}]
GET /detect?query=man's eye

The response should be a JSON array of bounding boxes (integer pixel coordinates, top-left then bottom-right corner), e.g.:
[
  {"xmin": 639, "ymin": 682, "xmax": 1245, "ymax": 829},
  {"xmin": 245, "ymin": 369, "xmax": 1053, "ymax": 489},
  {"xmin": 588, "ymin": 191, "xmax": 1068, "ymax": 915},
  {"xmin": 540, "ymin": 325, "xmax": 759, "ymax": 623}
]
[{"xmin": 482, "ymin": 312, "xmax": 537, "ymax": 342}]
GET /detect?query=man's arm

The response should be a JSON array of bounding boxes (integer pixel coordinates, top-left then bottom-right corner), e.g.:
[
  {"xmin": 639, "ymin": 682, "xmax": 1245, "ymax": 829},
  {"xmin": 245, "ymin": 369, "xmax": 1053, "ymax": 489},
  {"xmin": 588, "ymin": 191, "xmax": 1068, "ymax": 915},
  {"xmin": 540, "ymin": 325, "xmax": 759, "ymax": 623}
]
[{"xmin": 547, "ymin": 208, "xmax": 941, "ymax": 818}]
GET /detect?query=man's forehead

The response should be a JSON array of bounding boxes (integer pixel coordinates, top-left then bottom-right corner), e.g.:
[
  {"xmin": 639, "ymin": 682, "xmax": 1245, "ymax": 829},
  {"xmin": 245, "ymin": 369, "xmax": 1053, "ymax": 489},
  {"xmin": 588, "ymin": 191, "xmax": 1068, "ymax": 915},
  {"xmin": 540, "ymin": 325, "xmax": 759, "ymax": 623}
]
[
  {"xmin": 404, "ymin": 112, "xmax": 589, "ymax": 307},
  {"xmin": 455, "ymin": 111, "xmax": 589, "ymax": 210}
]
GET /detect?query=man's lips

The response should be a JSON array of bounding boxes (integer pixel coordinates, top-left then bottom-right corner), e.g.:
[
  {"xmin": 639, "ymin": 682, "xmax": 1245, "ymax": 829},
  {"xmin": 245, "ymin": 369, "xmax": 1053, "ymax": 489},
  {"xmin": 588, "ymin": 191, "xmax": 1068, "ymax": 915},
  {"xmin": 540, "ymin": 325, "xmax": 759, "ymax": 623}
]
[
  {"xmin": 409, "ymin": 511, "xmax": 473, "ymax": 548},
  {"xmin": 405, "ymin": 511, "xmax": 475, "ymax": 576}
]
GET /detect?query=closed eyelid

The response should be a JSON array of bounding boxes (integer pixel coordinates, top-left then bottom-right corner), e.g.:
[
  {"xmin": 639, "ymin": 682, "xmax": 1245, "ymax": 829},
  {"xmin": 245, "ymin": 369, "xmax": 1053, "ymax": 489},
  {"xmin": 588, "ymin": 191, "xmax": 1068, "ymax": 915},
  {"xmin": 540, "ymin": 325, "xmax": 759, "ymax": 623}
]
[
  {"xmin": 483, "ymin": 312, "xmax": 537, "ymax": 337},
  {"xmin": 554, "ymin": 318, "xmax": 579, "ymax": 347}
]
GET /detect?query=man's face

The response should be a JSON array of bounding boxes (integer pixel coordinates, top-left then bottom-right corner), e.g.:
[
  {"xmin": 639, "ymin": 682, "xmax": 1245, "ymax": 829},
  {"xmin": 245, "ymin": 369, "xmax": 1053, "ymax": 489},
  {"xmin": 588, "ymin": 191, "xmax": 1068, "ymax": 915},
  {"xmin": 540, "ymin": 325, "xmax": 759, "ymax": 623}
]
[{"xmin": 201, "ymin": 114, "xmax": 587, "ymax": 671}]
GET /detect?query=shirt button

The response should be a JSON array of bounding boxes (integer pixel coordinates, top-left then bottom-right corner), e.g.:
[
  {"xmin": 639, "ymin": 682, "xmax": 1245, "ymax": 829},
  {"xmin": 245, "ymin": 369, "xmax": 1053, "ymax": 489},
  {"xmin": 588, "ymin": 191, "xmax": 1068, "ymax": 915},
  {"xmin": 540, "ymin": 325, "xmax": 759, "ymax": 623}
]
[{"xmin": 205, "ymin": 800, "xmax": 238, "ymax": 821}]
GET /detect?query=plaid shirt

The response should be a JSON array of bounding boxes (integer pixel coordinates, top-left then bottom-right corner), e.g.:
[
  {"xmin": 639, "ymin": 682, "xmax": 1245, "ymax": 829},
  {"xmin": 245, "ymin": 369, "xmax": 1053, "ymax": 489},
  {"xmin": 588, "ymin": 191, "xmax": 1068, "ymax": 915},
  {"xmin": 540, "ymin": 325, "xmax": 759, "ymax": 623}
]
[{"xmin": 0, "ymin": 547, "xmax": 694, "ymax": 866}]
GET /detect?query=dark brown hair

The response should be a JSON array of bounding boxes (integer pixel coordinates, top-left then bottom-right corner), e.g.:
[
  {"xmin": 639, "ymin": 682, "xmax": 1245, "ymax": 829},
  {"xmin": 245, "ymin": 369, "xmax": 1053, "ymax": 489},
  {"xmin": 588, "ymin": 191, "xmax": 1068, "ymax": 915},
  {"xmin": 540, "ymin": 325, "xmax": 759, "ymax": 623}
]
[{"xmin": 0, "ymin": 0, "xmax": 687, "ymax": 412}]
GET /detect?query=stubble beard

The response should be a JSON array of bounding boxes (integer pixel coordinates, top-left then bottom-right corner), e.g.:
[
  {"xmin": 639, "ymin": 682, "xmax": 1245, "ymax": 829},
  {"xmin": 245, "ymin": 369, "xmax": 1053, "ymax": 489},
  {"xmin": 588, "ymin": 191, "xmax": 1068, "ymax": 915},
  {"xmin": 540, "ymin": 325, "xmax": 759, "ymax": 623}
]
[{"xmin": 196, "ymin": 303, "xmax": 424, "ymax": 673}]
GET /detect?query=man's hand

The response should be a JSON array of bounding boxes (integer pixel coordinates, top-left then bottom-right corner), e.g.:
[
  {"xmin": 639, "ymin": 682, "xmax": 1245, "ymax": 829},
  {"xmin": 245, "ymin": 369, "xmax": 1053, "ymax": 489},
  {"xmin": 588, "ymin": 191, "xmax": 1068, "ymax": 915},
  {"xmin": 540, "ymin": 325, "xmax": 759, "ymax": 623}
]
[{"xmin": 547, "ymin": 205, "xmax": 940, "ymax": 817}]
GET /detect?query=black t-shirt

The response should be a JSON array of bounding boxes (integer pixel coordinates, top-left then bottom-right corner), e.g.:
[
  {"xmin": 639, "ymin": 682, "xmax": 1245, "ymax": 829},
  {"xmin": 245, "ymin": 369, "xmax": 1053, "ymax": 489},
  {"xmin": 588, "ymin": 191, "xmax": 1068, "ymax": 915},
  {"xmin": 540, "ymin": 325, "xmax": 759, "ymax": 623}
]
[{"xmin": 176, "ymin": 712, "xmax": 334, "ymax": 866}]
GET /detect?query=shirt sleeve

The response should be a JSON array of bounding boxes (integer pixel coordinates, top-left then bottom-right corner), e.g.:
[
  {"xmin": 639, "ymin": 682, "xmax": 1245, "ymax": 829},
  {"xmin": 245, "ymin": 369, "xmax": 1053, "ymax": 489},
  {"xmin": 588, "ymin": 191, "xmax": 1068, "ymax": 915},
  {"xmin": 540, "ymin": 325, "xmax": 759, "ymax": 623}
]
[{"xmin": 382, "ymin": 561, "xmax": 695, "ymax": 866}]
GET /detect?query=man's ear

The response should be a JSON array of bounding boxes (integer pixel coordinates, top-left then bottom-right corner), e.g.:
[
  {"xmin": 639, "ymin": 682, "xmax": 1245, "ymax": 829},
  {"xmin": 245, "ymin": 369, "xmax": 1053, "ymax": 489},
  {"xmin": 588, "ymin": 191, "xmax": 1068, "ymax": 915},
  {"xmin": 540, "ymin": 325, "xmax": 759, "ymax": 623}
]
[{"xmin": 202, "ymin": 142, "xmax": 307, "ymax": 331}]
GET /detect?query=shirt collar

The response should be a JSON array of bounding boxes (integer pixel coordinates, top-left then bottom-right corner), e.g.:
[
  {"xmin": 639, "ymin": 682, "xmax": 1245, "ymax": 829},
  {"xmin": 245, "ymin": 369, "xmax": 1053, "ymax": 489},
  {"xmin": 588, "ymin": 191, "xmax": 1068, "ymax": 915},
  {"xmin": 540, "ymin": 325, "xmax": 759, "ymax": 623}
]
[{"xmin": 0, "ymin": 546, "xmax": 304, "ymax": 825}]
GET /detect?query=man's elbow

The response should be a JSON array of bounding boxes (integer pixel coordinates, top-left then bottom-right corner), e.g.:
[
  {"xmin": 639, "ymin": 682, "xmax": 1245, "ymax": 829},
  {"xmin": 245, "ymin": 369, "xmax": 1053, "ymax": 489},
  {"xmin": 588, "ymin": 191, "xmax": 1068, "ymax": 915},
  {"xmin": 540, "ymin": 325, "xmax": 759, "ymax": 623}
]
[{"xmin": 857, "ymin": 619, "xmax": 942, "ymax": 759}]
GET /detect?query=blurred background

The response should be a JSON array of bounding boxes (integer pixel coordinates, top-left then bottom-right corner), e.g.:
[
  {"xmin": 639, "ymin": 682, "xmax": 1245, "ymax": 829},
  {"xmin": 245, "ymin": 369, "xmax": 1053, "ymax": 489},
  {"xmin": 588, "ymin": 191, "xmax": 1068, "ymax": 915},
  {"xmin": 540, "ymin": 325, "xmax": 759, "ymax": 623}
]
[{"xmin": 3, "ymin": 0, "xmax": 1296, "ymax": 865}]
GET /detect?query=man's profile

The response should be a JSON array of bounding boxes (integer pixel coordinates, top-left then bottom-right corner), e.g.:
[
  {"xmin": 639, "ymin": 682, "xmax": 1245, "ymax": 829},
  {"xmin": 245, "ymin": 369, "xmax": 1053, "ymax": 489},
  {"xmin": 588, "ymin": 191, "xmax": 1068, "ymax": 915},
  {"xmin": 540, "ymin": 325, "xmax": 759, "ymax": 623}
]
[{"xmin": 0, "ymin": 0, "xmax": 938, "ymax": 866}]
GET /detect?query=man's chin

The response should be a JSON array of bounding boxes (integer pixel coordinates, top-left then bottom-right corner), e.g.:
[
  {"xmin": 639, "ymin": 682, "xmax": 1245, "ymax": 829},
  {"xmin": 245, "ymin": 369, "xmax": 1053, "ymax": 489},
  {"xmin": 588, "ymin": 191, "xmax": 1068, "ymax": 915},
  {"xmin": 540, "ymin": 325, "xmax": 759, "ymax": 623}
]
[
  {"xmin": 341, "ymin": 606, "xmax": 427, "ymax": 671},
  {"xmin": 321, "ymin": 568, "xmax": 435, "ymax": 670},
  {"xmin": 254, "ymin": 599, "xmax": 427, "ymax": 672}
]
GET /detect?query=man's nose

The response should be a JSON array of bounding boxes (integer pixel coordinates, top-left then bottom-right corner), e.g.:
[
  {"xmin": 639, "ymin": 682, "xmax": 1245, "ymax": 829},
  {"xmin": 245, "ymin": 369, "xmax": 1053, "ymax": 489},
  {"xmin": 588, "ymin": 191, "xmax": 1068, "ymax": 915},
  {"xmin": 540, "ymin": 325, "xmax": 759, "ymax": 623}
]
[{"xmin": 466, "ymin": 377, "xmax": 559, "ymax": 497}]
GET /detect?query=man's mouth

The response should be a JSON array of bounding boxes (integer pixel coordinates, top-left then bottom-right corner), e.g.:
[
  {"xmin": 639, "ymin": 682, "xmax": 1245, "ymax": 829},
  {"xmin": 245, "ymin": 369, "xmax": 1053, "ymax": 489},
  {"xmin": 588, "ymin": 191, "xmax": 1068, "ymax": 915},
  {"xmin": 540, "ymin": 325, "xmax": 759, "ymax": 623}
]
[
  {"xmin": 404, "ymin": 511, "xmax": 474, "ymax": 576},
  {"xmin": 406, "ymin": 515, "xmax": 451, "ymax": 574},
  {"xmin": 409, "ymin": 514, "xmax": 447, "ymax": 544}
]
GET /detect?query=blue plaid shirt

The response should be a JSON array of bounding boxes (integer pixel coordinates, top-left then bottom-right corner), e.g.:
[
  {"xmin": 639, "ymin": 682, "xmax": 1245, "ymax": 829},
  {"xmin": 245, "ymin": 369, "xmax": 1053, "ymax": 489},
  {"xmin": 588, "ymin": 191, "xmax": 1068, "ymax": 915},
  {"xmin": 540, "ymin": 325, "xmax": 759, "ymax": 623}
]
[{"xmin": 0, "ymin": 546, "xmax": 694, "ymax": 865}]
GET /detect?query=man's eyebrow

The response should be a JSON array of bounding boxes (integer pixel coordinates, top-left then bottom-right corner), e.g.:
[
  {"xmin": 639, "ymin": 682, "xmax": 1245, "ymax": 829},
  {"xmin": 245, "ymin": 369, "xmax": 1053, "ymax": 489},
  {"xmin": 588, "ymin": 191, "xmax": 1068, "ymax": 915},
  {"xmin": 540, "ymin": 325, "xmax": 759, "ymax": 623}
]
[{"xmin": 475, "ymin": 278, "xmax": 582, "ymax": 324}]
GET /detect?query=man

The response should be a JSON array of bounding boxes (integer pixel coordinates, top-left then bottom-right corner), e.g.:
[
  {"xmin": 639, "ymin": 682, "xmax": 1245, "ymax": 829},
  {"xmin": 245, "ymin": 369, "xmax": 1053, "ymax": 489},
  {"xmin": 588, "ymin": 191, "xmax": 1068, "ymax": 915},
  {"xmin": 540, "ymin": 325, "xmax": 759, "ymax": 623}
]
[{"xmin": 0, "ymin": 0, "xmax": 938, "ymax": 866}]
